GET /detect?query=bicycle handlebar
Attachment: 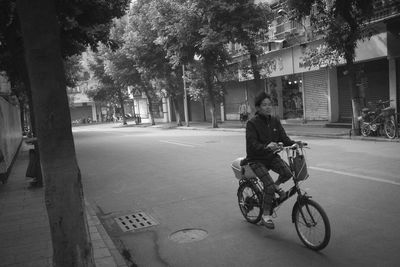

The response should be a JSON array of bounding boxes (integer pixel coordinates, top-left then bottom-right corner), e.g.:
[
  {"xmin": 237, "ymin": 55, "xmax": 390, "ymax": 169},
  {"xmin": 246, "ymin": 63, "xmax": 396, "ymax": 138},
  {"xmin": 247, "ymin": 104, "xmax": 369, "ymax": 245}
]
[{"xmin": 273, "ymin": 142, "xmax": 308, "ymax": 153}]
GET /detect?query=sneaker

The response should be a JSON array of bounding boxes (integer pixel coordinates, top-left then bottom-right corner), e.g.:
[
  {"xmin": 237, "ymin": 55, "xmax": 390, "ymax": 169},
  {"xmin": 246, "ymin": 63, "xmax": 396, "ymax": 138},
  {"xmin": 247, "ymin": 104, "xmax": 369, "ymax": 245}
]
[{"xmin": 261, "ymin": 215, "xmax": 275, "ymax": 229}]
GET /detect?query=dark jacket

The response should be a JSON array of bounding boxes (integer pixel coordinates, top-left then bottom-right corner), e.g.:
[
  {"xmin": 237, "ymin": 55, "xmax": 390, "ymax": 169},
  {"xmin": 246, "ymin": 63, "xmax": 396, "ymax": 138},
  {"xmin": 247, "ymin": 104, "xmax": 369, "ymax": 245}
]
[{"xmin": 246, "ymin": 113, "xmax": 294, "ymax": 162}]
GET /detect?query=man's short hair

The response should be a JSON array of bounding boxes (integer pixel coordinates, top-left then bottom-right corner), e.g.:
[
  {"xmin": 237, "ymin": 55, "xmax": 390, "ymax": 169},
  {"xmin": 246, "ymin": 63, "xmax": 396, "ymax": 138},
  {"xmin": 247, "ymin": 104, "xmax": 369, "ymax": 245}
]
[{"xmin": 254, "ymin": 91, "xmax": 271, "ymax": 107}]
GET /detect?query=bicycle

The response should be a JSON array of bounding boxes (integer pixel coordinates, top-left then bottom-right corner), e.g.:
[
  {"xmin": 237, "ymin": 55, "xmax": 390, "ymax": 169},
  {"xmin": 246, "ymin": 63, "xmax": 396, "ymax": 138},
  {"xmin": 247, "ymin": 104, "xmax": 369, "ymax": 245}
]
[
  {"xmin": 359, "ymin": 100, "xmax": 396, "ymax": 139},
  {"xmin": 231, "ymin": 143, "xmax": 331, "ymax": 251},
  {"xmin": 240, "ymin": 112, "xmax": 249, "ymax": 127},
  {"xmin": 382, "ymin": 109, "xmax": 399, "ymax": 139}
]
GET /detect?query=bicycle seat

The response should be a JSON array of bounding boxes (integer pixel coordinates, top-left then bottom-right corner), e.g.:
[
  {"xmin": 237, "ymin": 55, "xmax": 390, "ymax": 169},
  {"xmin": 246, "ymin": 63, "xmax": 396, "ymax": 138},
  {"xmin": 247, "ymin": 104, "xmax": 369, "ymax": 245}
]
[{"xmin": 240, "ymin": 158, "xmax": 249, "ymax": 166}]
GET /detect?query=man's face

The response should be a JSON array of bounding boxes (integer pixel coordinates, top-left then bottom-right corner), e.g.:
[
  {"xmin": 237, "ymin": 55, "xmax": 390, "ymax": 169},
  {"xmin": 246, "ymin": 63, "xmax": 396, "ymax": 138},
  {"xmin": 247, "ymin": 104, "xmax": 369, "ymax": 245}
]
[{"xmin": 257, "ymin": 98, "xmax": 273, "ymax": 116}]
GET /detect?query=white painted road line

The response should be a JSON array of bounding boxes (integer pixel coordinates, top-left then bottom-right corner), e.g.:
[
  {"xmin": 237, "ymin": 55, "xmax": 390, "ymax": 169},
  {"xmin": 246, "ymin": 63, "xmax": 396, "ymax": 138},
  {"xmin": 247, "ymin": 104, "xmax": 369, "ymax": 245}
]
[
  {"xmin": 309, "ymin": 166, "xmax": 400, "ymax": 186},
  {"xmin": 159, "ymin": 140, "xmax": 196, "ymax": 148}
]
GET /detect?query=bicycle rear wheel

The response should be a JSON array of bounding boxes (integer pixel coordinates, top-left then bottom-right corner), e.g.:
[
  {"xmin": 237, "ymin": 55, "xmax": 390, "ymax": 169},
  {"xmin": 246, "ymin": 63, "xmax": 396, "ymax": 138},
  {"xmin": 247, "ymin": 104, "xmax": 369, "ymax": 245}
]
[
  {"xmin": 293, "ymin": 199, "xmax": 330, "ymax": 251},
  {"xmin": 361, "ymin": 122, "xmax": 371, "ymax": 137},
  {"xmin": 237, "ymin": 180, "xmax": 263, "ymax": 224}
]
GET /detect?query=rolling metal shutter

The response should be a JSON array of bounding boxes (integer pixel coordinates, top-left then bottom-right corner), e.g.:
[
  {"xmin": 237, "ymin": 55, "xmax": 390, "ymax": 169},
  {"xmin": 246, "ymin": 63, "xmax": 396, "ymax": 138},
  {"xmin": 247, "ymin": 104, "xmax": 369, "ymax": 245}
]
[{"xmin": 303, "ymin": 69, "xmax": 329, "ymax": 120}]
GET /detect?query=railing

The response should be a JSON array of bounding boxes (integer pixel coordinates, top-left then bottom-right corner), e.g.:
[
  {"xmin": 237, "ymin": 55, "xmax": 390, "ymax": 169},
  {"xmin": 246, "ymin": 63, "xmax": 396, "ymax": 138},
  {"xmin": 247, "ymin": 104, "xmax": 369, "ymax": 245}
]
[{"xmin": 370, "ymin": 0, "xmax": 400, "ymax": 22}]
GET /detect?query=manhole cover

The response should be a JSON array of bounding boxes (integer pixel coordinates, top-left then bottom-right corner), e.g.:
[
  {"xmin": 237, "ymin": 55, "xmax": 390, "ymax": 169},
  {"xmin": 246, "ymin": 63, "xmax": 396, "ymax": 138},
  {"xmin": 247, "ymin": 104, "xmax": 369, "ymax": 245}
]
[
  {"xmin": 169, "ymin": 228, "xmax": 208, "ymax": 243},
  {"xmin": 114, "ymin": 212, "xmax": 158, "ymax": 232}
]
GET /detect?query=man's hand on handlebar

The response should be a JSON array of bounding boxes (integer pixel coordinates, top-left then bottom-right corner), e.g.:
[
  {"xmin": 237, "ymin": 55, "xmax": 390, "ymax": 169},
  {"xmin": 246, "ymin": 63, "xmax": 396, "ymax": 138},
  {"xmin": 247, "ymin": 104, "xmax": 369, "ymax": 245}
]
[
  {"xmin": 264, "ymin": 142, "xmax": 281, "ymax": 153},
  {"xmin": 295, "ymin": 141, "xmax": 307, "ymax": 147},
  {"xmin": 265, "ymin": 141, "xmax": 308, "ymax": 153}
]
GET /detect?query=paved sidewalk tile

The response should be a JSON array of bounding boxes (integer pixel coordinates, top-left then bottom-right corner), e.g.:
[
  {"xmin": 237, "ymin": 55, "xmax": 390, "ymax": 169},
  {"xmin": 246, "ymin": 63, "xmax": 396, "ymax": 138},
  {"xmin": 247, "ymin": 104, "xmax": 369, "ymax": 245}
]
[
  {"xmin": 0, "ymin": 145, "xmax": 52, "ymax": 267},
  {"xmin": 0, "ymin": 142, "xmax": 127, "ymax": 267}
]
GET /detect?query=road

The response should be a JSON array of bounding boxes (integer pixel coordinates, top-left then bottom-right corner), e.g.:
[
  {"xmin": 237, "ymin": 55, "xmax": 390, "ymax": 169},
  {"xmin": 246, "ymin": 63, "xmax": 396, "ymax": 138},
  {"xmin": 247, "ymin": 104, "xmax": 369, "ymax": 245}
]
[{"xmin": 73, "ymin": 124, "xmax": 400, "ymax": 267}]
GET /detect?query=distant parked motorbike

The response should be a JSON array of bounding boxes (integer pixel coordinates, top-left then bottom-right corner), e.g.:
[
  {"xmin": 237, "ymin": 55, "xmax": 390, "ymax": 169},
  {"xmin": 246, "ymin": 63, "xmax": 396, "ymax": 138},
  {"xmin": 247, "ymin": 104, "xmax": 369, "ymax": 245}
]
[{"xmin": 358, "ymin": 100, "xmax": 396, "ymax": 139}]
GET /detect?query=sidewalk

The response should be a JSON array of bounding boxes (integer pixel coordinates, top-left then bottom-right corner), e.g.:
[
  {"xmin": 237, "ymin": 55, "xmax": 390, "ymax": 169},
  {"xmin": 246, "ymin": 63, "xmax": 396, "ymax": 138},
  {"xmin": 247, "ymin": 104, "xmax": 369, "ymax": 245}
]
[
  {"xmin": 0, "ymin": 141, "xmax": 127, "ymax": 267},
  {"xmin": 135, "ymin": 120, "xmax": 400, "ymax": 143}
]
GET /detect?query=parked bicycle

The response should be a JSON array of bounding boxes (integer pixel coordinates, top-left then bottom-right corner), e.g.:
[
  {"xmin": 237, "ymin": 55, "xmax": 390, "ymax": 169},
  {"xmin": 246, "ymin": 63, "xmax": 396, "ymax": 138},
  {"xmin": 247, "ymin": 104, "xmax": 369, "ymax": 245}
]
[
  {"xmin": 381, "ymin": 107, "xmax": 399, "ymax": 139},
  {"xmin": 358, "ymin": 100, "xmax": 396, "ymax": 139},
  {"xmin": 231, "ymin": 142, "xmax": 331, "ymax": 251},
  {"xmin": 239, "ymin": 112, "xmax": 249, "ymax": 127}
]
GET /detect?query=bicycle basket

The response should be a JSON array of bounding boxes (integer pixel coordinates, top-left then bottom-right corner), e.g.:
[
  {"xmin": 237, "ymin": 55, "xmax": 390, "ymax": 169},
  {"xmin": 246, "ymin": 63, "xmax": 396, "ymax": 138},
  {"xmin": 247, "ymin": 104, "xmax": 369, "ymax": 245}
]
[{"xmin": 293, "ymin": 153, "xmax": 309, "ymax": 181}]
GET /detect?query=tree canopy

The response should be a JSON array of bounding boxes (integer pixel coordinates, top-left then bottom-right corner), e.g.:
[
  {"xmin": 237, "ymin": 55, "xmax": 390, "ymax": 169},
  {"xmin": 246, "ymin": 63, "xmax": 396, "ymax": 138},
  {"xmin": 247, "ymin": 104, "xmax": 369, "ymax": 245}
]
[{"xmin": 0, "ymin": 0, "xmax": 129, "ymax": 90}]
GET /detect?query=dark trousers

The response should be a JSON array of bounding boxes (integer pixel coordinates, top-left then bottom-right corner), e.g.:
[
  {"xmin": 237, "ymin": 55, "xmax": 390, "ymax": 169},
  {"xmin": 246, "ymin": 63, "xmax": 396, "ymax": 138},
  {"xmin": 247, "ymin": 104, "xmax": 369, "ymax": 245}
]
[{"xmin": 249, "ymin": 156, "xmax": 292, "ymax": 214}]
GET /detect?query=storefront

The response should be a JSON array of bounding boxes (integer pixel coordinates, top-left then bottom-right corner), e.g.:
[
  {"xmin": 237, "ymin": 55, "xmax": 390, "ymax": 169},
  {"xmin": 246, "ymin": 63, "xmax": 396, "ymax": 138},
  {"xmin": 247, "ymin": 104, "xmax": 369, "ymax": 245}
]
[
  {"xmin": 260, "ymin": 43, "xmax": 330, "ymax": 121},
  {"xmin": 281, "ymin": 74, "xmax": 303, "ymax": 119}
]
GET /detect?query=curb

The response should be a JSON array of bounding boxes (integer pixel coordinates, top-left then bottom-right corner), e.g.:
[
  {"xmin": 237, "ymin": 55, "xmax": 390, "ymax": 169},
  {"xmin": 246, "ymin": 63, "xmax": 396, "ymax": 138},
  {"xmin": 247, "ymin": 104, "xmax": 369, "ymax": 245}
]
[
  {"xmin": 172, "ymin": 125, "xmax": 400, "ymax": 142},
  {"xmin": 85, "ymin": 121, "xmax": 400, "ymax": 142},
  {"xmin": 85, "ymin": 201, "xmax": 128, "ymax": 267}
]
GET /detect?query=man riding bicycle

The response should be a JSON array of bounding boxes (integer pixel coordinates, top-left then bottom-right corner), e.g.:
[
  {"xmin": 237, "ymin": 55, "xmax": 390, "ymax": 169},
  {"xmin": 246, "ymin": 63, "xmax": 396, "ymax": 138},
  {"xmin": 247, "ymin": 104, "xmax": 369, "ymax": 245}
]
[{"xmin": 246, "ymin": 91, "xmax": 296, "ymax": 229}]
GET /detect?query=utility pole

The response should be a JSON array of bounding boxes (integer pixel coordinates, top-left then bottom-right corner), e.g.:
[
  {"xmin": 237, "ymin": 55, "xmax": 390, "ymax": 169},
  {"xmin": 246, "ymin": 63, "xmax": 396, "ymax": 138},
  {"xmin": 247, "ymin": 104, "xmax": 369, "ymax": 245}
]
[{"xmin": 182, "ymin": 64, "xmax": 189, "ymax": 126}]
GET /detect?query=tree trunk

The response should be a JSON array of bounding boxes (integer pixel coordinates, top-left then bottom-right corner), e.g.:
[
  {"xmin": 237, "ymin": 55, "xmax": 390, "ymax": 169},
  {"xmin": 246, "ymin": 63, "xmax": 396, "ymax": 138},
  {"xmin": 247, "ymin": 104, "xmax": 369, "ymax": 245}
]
[
  {"xmin": 209, "ymin": 105, "xmax": 217, "ymax": 128},
  {"xmin": 19, "ymin": 98, "xmax": 25, "ymax": 132},
  {"xmin": 16, "ymin": 0, "xmax": 95, "ymax": 266},
  {"xmin": 249, "ymin": 52, "xmax": 263, "ymax": 92},
  {"xmin": 25, "ymin": 81, "xmax": 44, "ymax": 185},
  {"xmin": 203, "ymin": 60, "xmax": 218, "ymax": 128},
  {"xmin": 117, "ymin": 88, "xmax": 127, "ymax": 125},
  {"xmin": 202, "ymin": 98, "xmax": 207, "ymax": 122},
  {"xmin": 144, "ymin": 90, "xmax": 155, "ymax": 125},
  {"xmin": 346, "ymin": 60, "xmax": 361, "ymax": 135},
  {"xmin": 171, "ymin": 94, "xmax": 182, "ymax": 126}
]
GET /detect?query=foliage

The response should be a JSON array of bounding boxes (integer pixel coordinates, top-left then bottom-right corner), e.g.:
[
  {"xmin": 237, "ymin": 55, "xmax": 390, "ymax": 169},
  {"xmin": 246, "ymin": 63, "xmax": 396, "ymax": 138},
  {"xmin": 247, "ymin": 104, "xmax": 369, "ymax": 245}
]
[
  {"xmin": 300, "ymin": 43, "xmax": 344, "ymax": 69},
  {"xmin": 125, "ymin": 0, "xmax": 180, "ymax": 97},
  {"xmin": 288, "ymin": 0, "xmax": 374, "ymax": 64},
  {"xmin": 0, "ymin": 0, "xmax": 129, "ymax": 92},
  {"xmin": 84, "ymin": 44, "xmax": 128, "ymax": 105},
  {"xmin": 64, "ymin": 55, "xmax": 85, "ymax": 88},
  {"xmin": 148, "ymin": 0, "xmax": 275, "ymax": 126},
  {"xmin": 185, "ymin": 60, "xmax": 224, "ymax": 103}
]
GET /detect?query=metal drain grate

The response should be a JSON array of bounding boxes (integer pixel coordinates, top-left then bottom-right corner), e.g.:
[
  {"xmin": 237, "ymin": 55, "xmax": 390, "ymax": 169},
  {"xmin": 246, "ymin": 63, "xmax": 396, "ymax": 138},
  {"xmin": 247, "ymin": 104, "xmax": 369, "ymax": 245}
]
[{"xmin": 114, "ymin": 212, "xmax": 158, "ymax": 232}]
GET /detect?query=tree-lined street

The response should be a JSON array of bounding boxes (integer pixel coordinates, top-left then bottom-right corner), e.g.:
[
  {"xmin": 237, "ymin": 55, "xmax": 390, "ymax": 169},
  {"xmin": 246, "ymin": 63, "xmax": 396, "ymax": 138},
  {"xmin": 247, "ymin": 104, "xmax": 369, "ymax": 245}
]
[
  {"xmin": 74, "ymin": 125, "xmax": 400, "ymax": 266},
  {"xmin": 1, "ymin": 1, "xmax": 398, "ymax": 265}
]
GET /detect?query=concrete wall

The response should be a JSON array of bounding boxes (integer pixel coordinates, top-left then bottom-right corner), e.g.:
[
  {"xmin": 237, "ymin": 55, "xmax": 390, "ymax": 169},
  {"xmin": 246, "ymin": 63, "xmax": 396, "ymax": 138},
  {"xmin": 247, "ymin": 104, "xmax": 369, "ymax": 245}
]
[{"xmin": 0, "ymin": 97, "xmax": 22, "ymax": 177}]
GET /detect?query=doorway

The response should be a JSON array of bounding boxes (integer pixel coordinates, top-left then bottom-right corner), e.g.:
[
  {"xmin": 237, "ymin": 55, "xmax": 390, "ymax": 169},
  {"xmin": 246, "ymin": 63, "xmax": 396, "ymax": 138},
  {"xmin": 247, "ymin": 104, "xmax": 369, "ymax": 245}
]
[{"xmin": 282, "ymin": 75, "xmax": 303, "ymax": 119}]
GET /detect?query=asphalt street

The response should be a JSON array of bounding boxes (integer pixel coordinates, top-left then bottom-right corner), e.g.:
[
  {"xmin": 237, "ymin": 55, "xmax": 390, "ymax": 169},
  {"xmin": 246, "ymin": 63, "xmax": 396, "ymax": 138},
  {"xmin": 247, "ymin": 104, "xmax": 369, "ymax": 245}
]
[{"xmin": 73, "ymin": 124, "xmax": 400, "ymax": 267}]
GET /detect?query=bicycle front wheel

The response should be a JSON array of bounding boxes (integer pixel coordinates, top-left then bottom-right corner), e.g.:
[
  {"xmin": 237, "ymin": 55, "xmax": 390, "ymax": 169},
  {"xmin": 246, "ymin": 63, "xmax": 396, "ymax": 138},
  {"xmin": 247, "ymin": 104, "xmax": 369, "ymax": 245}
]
[
  {"xmin": 293, "ymin": 199, "xmax": 331, "ymax": 251},
  {"xmin": 384, "ymin": 119, "xmax": 396, "ymax": 139},
  {"xmin": 237, "ymin": 180, "xmax": 263, "ymax": 224}
]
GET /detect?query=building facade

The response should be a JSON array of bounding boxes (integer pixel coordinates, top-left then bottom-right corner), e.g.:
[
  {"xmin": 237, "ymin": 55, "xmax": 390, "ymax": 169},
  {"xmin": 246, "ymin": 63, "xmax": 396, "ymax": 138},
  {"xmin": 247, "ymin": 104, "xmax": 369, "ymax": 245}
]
[{"xmin": 222, "ymin": 0, "xmax": 400, "ymax": 125}]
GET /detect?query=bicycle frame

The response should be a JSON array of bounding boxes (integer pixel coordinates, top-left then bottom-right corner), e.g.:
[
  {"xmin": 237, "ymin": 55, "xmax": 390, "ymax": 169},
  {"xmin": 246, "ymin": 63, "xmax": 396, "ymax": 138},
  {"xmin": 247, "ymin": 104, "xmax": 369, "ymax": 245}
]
[
  {"xmin": 233, "ymin": 143, "xmax": 331, "ymax": 251},
  {"xmin": 246, "ymin": 144, "xmax": 310, "ymax": 210}
]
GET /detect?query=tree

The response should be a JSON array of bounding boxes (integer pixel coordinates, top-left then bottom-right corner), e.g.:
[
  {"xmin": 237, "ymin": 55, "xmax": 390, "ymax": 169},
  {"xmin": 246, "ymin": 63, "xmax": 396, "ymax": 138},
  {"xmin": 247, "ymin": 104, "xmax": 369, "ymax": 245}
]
[
  {"xmin": 288, "ymin": 0, "xmax": 374, "ymax": 134},
  {"xmin": 14, "ymin": 0, "xmax": 129, "ymax": 266},
  {"xmin": 126, "ymin": 0, "xmax": 186, "ymax": 126},
  {"xmin": 152, "ymin": 0, "xmax": 274, "ymax": 127},
  {"xmin": 210, "ymin": 1, "xmax": 273, "ymax": 91},
  {"xmin": 85, "ymin": 44, "xmax": 130, "ymax": 125},
  {"xmin": 152, "ymin": 0, "xmax": 233, "ymax": 128}
]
